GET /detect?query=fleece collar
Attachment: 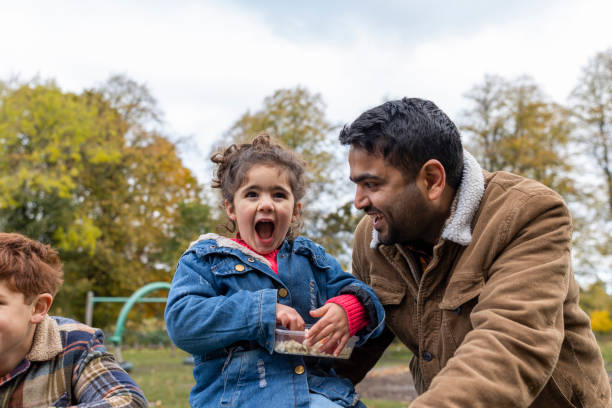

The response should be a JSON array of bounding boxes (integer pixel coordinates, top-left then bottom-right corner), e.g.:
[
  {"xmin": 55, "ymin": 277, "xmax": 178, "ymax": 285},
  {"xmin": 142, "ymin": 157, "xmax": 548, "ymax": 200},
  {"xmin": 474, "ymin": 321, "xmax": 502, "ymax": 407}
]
[
  {"xmin": 189, "ymin": 233, "xmax": 272, "ymax": 267},
  {"xmin": 370, "ymin": 150, "xmax": 484, "ymax": 248},
  {"xmin": 27, "ymin": 315, "xmax": 62, "ymax": 362}
]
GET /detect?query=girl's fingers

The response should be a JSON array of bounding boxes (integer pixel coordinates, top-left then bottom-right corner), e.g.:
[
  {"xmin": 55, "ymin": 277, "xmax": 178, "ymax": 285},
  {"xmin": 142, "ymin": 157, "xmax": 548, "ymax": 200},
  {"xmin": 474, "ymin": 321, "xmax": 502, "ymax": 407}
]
[
  {"xmin": 310, "ymin": 323, "xmax": 337, "ymax": 347},
  {"xmin": 289, "ymin": 314, "xmax": 305, "ymax": 331},
  {"xmin": 306, "ymin": 320, "xmax": 324, "ymax": 343},
  {"xmin": 332, "ymin": 335, "xmax": 350, "ymax": 357},
  {"xmin": 306, "ymin": 321, "xmax": 328, "ymax": 346}
]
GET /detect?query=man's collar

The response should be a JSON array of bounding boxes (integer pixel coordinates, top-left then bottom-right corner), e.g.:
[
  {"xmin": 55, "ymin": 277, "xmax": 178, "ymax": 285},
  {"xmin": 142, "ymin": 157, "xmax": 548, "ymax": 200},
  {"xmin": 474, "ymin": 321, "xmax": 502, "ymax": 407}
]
[
  {"xmin": 440, "ymin": 150, "xmax": 484, "ymax": 245},
  {"xmin": 370, "ymin": 150, "xmax": 484, "ymax": 248}
]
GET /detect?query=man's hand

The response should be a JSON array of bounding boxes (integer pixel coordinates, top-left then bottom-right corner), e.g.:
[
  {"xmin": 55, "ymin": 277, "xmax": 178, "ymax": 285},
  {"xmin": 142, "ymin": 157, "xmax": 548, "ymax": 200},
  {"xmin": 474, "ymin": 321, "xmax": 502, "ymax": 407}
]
[
  {"xmin": 306, "ymin": 303, "xmax": 350, "ymax": 357},
  {"xmin": 276, "ymin": 303, "xmax": 305, "ymax": 331}
]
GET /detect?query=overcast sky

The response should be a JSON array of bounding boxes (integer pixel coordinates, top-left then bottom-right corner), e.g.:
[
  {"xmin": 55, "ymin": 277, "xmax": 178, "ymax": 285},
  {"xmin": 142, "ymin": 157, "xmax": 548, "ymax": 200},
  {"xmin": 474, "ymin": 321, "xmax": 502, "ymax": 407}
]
[{"xmin": 2, "ymin": 0, "xmax": 611, "ymax": 181}]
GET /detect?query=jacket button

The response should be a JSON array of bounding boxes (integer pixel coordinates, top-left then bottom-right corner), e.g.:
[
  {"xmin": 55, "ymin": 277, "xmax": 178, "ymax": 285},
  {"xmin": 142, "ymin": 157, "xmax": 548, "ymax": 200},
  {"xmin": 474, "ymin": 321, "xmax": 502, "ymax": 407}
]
[
  {"xmin": 294, "ymin": 365, "xmax": 305, "ymax": 375},
  {"xmin": 234, "ymin": 264, "xmax": 245, "ymax": 272},
  {"xmin": 248, "ymin": 257, "xmax": 255, "ymax": 262},
  {"xmin": 454, "ymin": 306, "xmax": 462, "ymax": 314},
  {"xmin": 422, "ymin": 351, "xmax": 433, "ymax": 362},
  {"xmin": 278, "ymin": 288, "xmax": 288, "ymax": 298}
]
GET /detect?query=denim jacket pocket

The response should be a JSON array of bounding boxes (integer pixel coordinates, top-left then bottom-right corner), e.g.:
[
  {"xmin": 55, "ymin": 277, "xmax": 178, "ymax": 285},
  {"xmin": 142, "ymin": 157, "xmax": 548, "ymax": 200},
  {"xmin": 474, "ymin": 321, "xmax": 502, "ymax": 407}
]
[
  {"xmin": 210, "ymin": 258, "xmax": 255, "ymax": 277},
  {"xmin": 294, "ymin": 244, "xmax": 331, "ymax": 271},
  {"xmin": 308, "ymin": 374, "xmax": 360, "ymax": 407}
]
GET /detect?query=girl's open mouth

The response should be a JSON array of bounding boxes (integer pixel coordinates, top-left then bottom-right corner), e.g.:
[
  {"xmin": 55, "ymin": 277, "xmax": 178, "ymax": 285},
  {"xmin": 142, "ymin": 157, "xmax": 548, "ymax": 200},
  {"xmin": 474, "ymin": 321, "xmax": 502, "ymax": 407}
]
[{"xmin": 255, "ymin": 221, "xmax": 275, "ymax": 240}]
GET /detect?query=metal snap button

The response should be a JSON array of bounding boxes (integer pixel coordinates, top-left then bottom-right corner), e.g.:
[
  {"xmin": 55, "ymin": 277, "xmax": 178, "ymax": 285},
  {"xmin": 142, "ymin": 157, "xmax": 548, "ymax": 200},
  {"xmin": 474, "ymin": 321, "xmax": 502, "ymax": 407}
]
[
  {"xmin": 234, "ymin": 264, "xmax": 245, "ymax": 272},
  {"xmin": 278, "ymin": 288, "xmax": 288, "ymax": 298},
  {"xmin": 294, "ymin": 365, "xmax": 305, "ymax": 374},
  {"xmin": 248, "ymin": 257, "xmax": 255, "ymax": 262}
]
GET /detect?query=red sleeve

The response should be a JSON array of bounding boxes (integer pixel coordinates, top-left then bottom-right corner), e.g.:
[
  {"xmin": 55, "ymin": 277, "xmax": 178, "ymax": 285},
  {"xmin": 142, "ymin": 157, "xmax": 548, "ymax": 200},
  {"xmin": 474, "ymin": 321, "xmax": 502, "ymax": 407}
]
[{"xmin": 326, "ymin": 294, "xmax": 369, "ymax": 336}]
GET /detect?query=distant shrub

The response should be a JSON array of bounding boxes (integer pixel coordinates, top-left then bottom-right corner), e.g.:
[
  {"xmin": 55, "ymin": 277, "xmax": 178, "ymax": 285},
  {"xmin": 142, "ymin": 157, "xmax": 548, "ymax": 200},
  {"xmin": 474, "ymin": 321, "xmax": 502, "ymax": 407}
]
[
  {"xmin": 108, "ymin": 317, "xmax": 173, "ymax": 347},
  {"xmin": 591, "ymin": 310, "xmax": 612, "ymax": 334}
]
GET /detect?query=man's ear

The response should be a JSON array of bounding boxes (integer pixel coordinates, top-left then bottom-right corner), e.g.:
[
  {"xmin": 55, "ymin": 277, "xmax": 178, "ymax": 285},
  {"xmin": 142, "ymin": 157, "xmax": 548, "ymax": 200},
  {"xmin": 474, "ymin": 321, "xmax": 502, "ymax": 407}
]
[
  {"xmin": 292, "ymin": 202, "xmax": 302, "ymax": 222},
  {"xmin": 419, "ymin": 159, "xmax": 446, "ymax": 202},
  {"xmin": 30, "ymin": 293, "xmax": 53, "ymax": 324},
  {"xmin": 224, "ymin": 199, "xmax": 236, "ymax": 221}
]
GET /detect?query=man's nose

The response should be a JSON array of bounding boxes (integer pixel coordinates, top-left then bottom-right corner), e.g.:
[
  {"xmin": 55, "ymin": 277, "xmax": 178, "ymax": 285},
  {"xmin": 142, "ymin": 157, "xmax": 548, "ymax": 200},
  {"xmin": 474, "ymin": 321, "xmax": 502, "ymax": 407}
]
[{"xmin": 354, "ymin": 187, "xmax": 369, "ymax": 210}]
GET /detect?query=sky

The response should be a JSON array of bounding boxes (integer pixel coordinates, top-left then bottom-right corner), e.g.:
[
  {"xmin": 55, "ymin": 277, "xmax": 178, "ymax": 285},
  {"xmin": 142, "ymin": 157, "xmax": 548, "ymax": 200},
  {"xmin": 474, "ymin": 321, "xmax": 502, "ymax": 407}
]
[{"xmin": 1, "ymin": 0, "xmax": 612, "ymax": 182}]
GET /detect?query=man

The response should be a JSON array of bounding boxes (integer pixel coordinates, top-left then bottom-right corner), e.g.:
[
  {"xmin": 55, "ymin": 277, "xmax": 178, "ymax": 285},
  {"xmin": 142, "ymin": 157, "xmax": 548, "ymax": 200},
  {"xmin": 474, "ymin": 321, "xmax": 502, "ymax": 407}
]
[
  {"xmin": 0, "ymin": 232, "xmax": 147, "ymax": 407},
  {"xmin": 334, "ymin": 98, "xmax": 611, "ymax": 407}
]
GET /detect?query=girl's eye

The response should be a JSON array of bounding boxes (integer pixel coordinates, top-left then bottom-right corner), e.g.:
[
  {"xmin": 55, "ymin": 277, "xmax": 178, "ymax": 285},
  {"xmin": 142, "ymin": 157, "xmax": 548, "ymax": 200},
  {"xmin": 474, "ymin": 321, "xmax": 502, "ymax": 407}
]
[
  {"xmin": 274, "ymin": 192, "xmax": 288, "ymax": 199},
  {"xmin": 245, "ymin": 191, "xmax": 258, "ymax": 198}
]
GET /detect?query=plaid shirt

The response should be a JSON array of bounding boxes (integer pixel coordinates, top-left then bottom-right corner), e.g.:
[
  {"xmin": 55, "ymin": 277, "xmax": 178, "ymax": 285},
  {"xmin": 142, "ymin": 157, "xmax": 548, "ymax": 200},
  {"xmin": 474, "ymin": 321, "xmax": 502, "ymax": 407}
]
[{"xmin": 0, "ymin": 316, "xmax": 147, "ymax": 407}]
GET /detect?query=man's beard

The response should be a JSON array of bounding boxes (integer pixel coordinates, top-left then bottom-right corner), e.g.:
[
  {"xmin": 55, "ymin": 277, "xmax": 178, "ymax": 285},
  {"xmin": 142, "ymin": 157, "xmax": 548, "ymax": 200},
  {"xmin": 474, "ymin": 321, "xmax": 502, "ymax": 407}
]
[
  {"xmin": 377, "ymin": 222, "xmax": 411, "ymax": 245},
  {"xmin": 366, "ymin": 205, "xmax": 408, "ymax": 245}
]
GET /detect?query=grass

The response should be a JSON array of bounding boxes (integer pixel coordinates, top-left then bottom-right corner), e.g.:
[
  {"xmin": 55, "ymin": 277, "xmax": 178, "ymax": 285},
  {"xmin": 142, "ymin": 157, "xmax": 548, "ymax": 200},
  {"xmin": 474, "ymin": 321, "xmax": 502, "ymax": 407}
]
[
  {"xmin": 123, "ymin": 347, "xmax": 193, "ymax": 408},
  {"xmin": 375, "ymin": 341, "xmax": 413, "ymax": 367},
  {"xmin": 597, "ymin": 339, "xmax": 612, "ymax": 371}
]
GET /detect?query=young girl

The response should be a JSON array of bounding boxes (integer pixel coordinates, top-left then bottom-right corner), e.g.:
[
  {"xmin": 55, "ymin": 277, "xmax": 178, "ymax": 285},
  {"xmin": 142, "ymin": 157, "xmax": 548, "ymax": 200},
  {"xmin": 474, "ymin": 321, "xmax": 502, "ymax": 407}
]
[{"xmin": 165, "ymin": 134, "xmax": 385, "ymax": 408}]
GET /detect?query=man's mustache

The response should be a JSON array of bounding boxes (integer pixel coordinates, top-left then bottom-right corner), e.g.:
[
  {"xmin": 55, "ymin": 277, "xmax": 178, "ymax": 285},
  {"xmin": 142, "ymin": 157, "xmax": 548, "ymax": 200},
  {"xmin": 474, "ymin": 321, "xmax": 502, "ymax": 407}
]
[{"xmin": 363, "ymin": 206, "xmax": 381, "ymax": 215}]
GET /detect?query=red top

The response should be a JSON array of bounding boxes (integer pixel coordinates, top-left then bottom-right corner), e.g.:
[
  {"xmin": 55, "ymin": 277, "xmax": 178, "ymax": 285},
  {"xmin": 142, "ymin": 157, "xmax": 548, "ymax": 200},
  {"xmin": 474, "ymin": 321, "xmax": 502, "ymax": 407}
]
[
  {"xmin": 230, "ymin": 235, "xmax": 369, "ymax": 336},
  {"xmin": 231, "ymin": 236, "xmax": 279, "ymax": 274}
]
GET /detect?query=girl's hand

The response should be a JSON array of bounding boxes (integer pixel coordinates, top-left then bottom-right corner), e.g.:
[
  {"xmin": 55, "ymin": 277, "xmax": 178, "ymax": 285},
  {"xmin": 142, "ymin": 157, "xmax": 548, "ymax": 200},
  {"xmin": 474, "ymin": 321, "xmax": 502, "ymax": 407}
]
[
  {"xmin": 305, "ymin": 303, "xmax": 350, "ymax": 357},
  {"xmin": 276, "ymin": 303, "xmax": 305, "ymax": 331}
]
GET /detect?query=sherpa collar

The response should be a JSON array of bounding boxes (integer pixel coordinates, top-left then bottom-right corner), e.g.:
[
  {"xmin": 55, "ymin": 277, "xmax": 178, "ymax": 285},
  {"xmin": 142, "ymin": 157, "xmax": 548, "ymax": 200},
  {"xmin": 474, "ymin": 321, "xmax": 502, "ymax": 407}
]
[
  {"xmin": 27, "ymin": 315, "xmax": 63, "ymax": 362},
  {"xmin": 189, "ymin": 233, "xmax": 273, "ymax": 267},
  {"xmin": 370, "ymin": 150, "xmax": 484, "ymax": 248}
]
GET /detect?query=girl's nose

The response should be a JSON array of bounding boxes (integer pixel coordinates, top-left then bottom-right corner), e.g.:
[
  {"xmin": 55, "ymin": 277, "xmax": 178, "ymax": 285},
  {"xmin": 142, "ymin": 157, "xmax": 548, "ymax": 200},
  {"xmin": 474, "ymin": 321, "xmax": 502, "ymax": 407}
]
[{"xmin": 258, "ymin": 196, "xmax": 274, "ymax": 212}]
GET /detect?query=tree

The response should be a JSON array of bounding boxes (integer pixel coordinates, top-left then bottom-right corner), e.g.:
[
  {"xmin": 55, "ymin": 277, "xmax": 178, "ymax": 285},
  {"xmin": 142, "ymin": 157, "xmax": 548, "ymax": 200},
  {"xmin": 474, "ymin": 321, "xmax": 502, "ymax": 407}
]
[
  {"xmin": 0, "ymin": 77, "xmax": 213, "ymax": 325},
  {"xmin": 570, "ymin": 48, "xmax": 612, "ymax": 215},
  {"xmin": 223, "ymin": 87, "xmax": 341, "ymax": 206},
  {"xmin": 461, "ymin": 75, "xmax": 576, "ymax": 199},
  {"xmin": 458, "ymin": 74, "xmax": 508, "ymax": 172},
  {"xmin": 460, "ymin": 75, "xmax": 612, "ymax": 278},
  {"xmin": 220, "ymin": 87, "xmax": 355, "ymax": 262},
  {"xmin": 580, "ymin": 280, "xmax": 612, "ymax": 314}
]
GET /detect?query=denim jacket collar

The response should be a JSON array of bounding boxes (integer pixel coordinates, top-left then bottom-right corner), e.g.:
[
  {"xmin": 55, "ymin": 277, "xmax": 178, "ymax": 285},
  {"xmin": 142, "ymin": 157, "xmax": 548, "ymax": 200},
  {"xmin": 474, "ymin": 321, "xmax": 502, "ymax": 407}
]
[{"xmin": 189, "ymin": 233, "xmax": 273, "ymax": 268}]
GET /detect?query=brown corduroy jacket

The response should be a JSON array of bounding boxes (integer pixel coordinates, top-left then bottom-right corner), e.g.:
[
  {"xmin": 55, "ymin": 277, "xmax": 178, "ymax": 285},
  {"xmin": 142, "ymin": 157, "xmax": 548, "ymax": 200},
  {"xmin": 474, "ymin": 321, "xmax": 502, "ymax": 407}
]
[{"xmin": 335, "ymin": 167, "xmax": 611, "ymax": 407}]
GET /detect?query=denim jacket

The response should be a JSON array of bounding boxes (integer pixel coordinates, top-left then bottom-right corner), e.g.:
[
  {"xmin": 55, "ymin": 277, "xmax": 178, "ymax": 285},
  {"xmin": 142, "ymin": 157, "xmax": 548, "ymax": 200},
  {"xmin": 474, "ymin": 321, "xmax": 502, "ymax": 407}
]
[{"xmin": 165, "ymin": 233, "xmax": 385, "ymax": 408}]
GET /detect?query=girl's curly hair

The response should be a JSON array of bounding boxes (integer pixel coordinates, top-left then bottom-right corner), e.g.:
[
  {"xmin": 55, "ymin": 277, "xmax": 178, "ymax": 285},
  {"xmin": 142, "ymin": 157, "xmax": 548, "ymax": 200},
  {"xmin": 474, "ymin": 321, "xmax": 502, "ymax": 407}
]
[{"xmin": 210, "ymin": 133, "xmax": 306, "ymax": 239}]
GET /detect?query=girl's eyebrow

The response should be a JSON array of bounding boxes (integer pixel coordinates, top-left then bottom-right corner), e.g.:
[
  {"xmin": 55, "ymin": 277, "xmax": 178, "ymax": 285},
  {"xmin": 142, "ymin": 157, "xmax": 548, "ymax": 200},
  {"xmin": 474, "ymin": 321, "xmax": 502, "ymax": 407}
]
[{"xmin": 243, "ymin": 183, "xmax": 291, "ymax": 192}]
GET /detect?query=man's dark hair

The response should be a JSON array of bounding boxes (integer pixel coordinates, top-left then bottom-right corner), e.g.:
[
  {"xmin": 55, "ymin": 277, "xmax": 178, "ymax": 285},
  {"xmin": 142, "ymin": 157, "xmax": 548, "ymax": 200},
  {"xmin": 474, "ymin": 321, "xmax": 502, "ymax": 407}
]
[{"xmin": 339, "ymin": 98, "xmax": 464, "ymax": 188}]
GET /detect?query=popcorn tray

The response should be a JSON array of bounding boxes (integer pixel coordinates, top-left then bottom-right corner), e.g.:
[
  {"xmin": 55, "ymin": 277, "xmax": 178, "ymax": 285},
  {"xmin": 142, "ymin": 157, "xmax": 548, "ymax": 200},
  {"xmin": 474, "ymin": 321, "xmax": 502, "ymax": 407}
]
[{"xmin": 273, "ymin": 325, "xmax": 358, "ymax": 359}]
